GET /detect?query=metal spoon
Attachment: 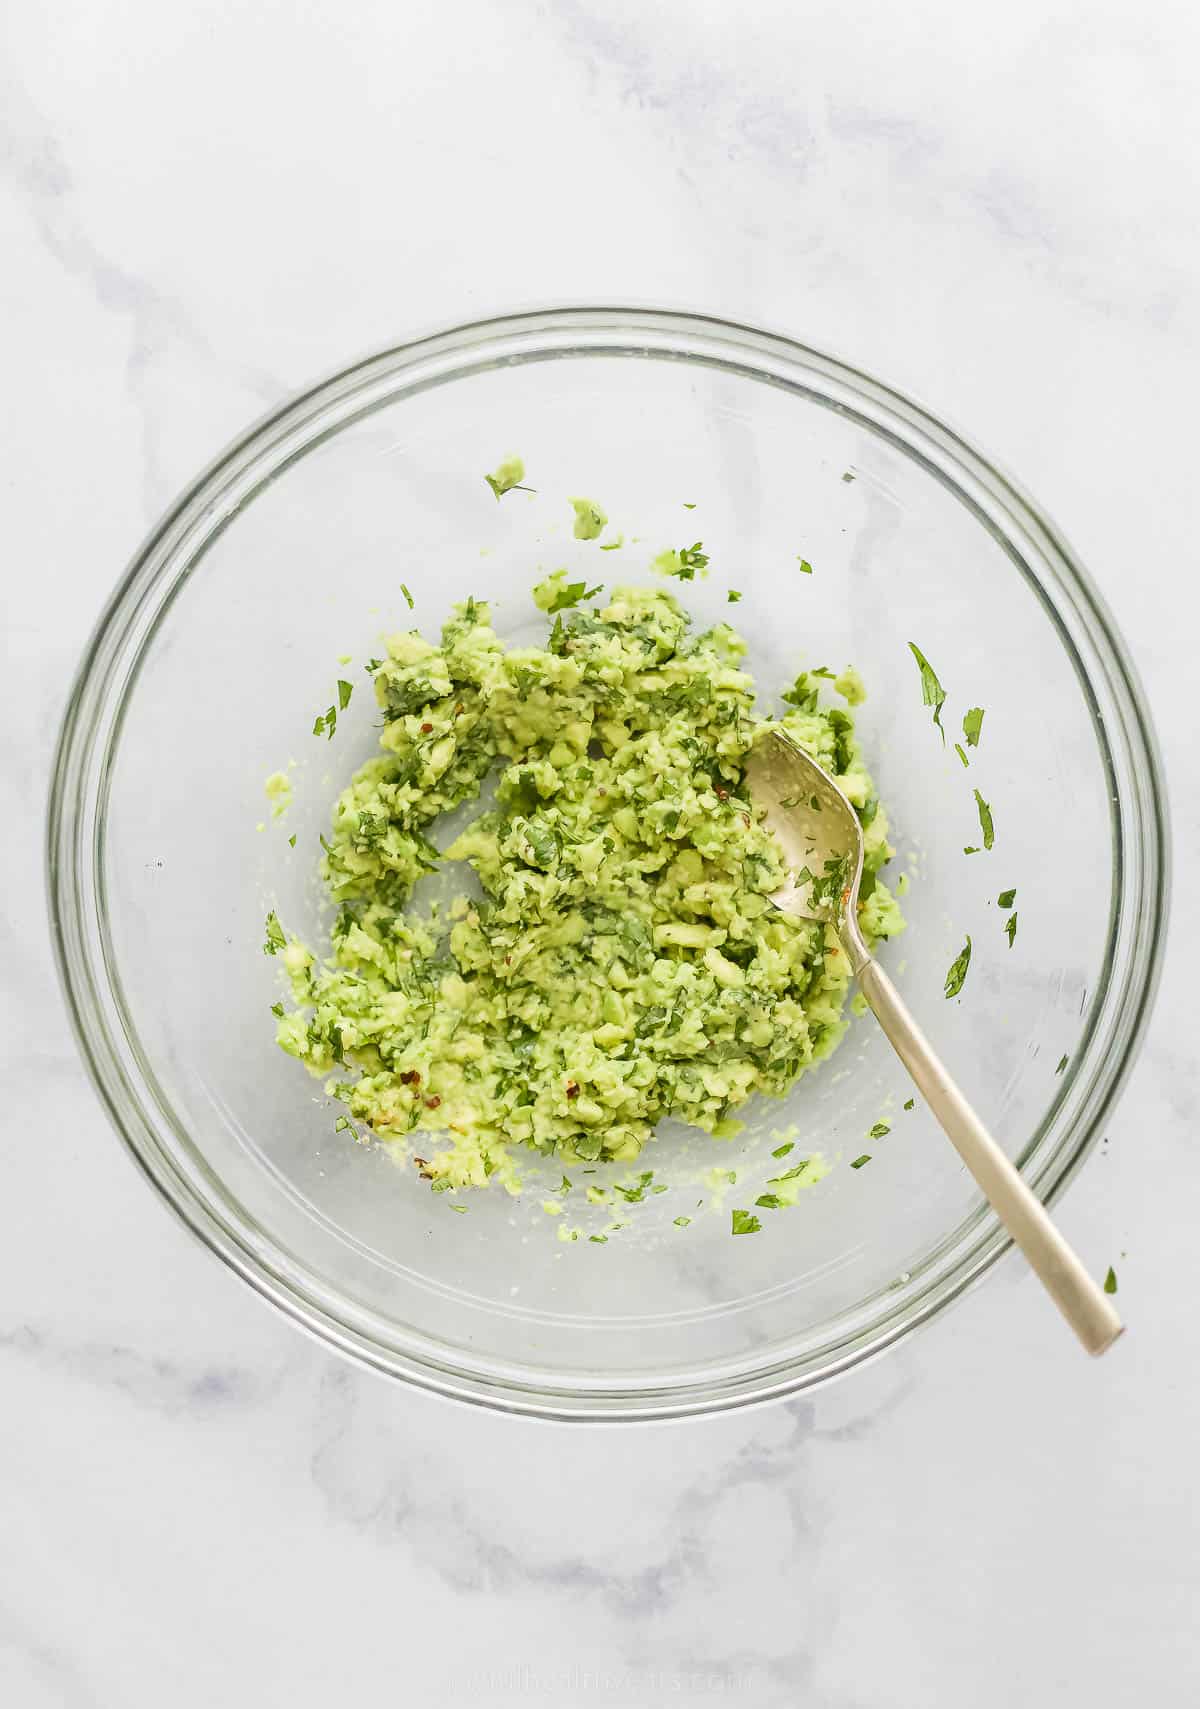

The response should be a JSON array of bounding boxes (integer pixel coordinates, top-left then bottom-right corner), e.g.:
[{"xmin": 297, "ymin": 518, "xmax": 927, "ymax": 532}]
[{"xmin": 745, "ymin": 728, "xmax": 1123, "ymax": 1356}]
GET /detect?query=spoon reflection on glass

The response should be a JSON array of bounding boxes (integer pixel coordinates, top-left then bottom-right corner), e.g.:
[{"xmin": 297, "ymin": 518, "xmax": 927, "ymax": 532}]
[{"xmin": 745, "ymin": 728, "xmax": 1123, "ymax": 1357}]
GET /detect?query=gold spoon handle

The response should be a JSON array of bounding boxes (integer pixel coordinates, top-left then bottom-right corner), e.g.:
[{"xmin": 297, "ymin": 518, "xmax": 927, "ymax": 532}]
[{"xmin": 856, "ymin": 955, "xmax": 1123, "ymax": 1356}]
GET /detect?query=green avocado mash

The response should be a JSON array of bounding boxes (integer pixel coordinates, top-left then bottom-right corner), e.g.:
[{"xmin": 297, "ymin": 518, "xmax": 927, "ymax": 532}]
[
  {"xmin": 269, "ymin": 576, "xmax": 903, "ymax": 1192},
  {"xmin": 569, "ymin": 497, "xmax": 607, "ymax": 540}
]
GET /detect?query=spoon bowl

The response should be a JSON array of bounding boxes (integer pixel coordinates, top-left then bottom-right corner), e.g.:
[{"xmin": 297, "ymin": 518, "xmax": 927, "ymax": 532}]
[{"xmin": 743, "ymin": 728, "xmax": 865, "ymax": 930}]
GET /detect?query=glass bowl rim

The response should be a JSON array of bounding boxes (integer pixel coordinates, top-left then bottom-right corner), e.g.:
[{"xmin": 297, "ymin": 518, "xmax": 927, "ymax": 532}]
[{"xmin": 46, "ymin": 305, "xmax": 1171, "ymax": 1420}]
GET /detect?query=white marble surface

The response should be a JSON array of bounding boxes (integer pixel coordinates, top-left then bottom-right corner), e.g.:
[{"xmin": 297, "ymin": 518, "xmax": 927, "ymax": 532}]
[{"xmin": 4, "ymin": 3, "xmax": 1198, "ymax": 1703}]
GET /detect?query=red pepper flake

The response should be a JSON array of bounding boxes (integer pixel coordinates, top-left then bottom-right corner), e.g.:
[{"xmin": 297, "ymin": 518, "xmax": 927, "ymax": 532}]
[
  {"xmin": 566, "ymin": 1082, "xmax": 580, "ymax": 1099},
  {"xmin": 504, "ymin": 955, "xmax": 512, "ymax": 965},
  {"xmin": 400, "ymin": 1069, "xmax": 421, "ymax": 1086},
  {"xmin": 715, "ymin": 787, "xmax": 729, "ymax": 801},
  {"xmin": 420, "ymin": 722, "xmax": 433, "ymax": 734},
  {"xmin": 414, "ymin": 1156, "xmax": 435, "ymax": 1180},
  {"xmin": 424, "ymin": 1095, "xmax": 441, "ymax": 1109}
]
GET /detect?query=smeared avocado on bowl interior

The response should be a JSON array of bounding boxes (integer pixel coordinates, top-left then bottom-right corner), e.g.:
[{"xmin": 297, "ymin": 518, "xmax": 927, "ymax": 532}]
[{"xmin": 266, "ymin": 572, "xmax": 903, "ymax": 1200}]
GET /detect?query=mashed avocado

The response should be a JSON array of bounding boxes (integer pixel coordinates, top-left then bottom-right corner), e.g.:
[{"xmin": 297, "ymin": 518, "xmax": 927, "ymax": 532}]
[
  {"xmin": 269, "ymin": 578, "xmax": 903, "ymax": 1192},
  {"xmin": 569, "ymin": 497, "xmax": 608, "ymax": 540}
]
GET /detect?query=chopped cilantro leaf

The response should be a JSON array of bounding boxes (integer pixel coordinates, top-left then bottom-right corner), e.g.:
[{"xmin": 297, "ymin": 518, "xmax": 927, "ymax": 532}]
[
  {"xmin": 1103, "ymin": 1265, "xmax": 1118, "ymax": 1295},
  {"xmin": 907, "ymin": 642, "xmax": 946, "ymax": 740},
  {"xmin": 903, "ymin": 1098, "xmax": 915, "ymax": 1111},
  {"xmin": 955, "ymin": 743, "xmax": 969, "ymax": 768},
  {"xmin": 613, "ymin": 1171, "xmax": 655, "ymax": 1204},
  {"xmin": 755, "ymin": 1193, "xmax": 786, "ymax": 1209},
  {"xmin": 962, "ymin": 706, "xmax": 985, "ymax": 748},
  {"xmin": 667, "ymin": 542, "xmax": 708, "ymax": 580},
  {"xmin": 673, "ymin": 1216, "xmax": 692, "ymax": 1228},
  {"xmin": 401, "ymin": 583, "xmax": 414, "ymax": 609},
  {"xmin": 973, "ymin": 789, "xmax": 995, "ymax": 850},
  {"xmin": 683, "ymin": 502, "xmax": 697, "ymax": 509},
  {"xmin": 545, "ymin": 580, "xmax": 603, "ymax": 614},
  {"xmin": 998, "ymin": 887, "xmax": 1017, "ymax": 908},
  {"xmin": 1056, "ymin": 1054, "xmax": 1069, "ymax": 1075},
  {"xmin": 263, "ymin": 911, "xmax": 286, "ymax": 956},
  {"xmin": 797, "ymin": 558, "xmax": 813, "ymax": 574},
  {"xmin": 589, "ymin": 1233, "xmax": 608, "ymax": 1243},
  {"xmin": 944, "ymin": 935, "xmax": 972, "ymax": 999},
  {"xmin": 768, "ymin": 1161, "xmax": 811, "ymax": 1185},
  {"xmin": 313, "ymin": 676, "xmax": 353, "ymax": 739},
  {"xmin": 850, "ymin": 1154, "xmax": 871, "ymax": 1169},
  {"xmin": 1004, "ymin": 912, "xmax": 1017, "ymax": 947},
  {"xmin": 288, "ymin": 833, "xmax": 297, "ymax": 848},
  {"xmin": 270, "ymin": 1001, "xmax": 284, "ymax": 1018},
  {"xmin": 771, "ymin": 1141, "xmax": 795, "ymax": 1159},
  {"xmin": 868, "ymin": 1121, "xmax": 891, "ymax": 1139},
  {"xmin": 727, "ymin": 589, "xmax": 742, "ymax": 603},
  {"xmin": 731, "ymin": 1208, "xmax": 762, "ymax": 1235}
]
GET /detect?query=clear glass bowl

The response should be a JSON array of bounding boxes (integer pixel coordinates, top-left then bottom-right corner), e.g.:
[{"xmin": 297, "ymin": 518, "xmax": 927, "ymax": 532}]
[{"xmin": 48, "ymin": 308, "xmax": 1168, "ymax": 1419}]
